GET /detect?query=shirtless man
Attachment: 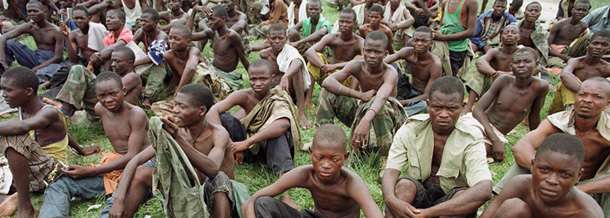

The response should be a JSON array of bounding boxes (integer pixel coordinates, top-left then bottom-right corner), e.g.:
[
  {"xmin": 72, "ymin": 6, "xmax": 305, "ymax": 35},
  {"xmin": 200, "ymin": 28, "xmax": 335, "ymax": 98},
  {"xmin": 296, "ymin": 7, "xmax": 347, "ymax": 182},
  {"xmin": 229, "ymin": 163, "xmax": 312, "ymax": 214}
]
[
  {"xmin": 159, "ymin": 0, "xmax": 189, "ymax": 32},
  {"xmin": 473, "ymin": 47, "xmax": 548, "ymax": 162},
  {"xmin": 110, "ymin": 47, "xmax": 143, "ymax": 104},
  {"xmin": 0, "ymin": 1, "xmax": 63, "ymax": 83},
  {"xmin": 548, "ymin": 0, "xmax": 590, "ymax": 62},
  {"xmin": 287, "ymin": 0, "xmax": 331, "ymax": 50},
  {"xmin": 464, "ymin": 24, "xmax": 520, "ymax": 113},
  {"xmin": 260, "ymin": 24, "xmax": 313, "ymax": 129},
  {"xmin": 481, "ymin": 133, "xmax": 604, "ymax": 218},
  {"xmin": 359, "ymin": 4, "xmax": 394, "ymax": 54},
  {"xmin": 434, "ymin": 0, "xmax": 478, "ymax": 76},
  {"xmin": 38, "ymin": 71, "xmax": 149, "ymax": 218},
  {"xmin": 60, "ymin": 5, "xmax": 109, "ymax": 65},
  {"xmin": 517, "ymin": 2, "xmax": 548, "ymax": 65},
  {"xmin": 384, "ymin": 26, "xmax": 441, "ymax": 116},
  {"xmin": 549, "ymin": 30, "xmax": 610, "ymax": 114},
  {"xmin": 164, "ymin": 25, "xmax": 207, "ymax": 95}
]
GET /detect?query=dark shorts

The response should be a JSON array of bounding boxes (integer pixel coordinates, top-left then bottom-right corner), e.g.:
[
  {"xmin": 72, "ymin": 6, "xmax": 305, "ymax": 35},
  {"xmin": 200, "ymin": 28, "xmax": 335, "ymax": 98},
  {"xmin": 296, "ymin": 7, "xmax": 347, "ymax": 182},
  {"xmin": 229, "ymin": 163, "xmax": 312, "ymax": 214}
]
[
  {"xmin": 398, "ymin": 177, "xmax": 475, "ymax": 217},
  {"xmin": 449, "ymin": 51, "xmax": 467, "ymax": 77}
]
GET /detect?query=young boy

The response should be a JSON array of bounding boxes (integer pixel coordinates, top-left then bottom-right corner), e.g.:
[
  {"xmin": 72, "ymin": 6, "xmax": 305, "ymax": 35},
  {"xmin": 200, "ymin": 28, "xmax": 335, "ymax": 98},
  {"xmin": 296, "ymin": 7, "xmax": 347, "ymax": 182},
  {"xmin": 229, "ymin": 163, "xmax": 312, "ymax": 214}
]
[
  {"xmin": 241, "ymin": 124, "xmax": 383, "ymax": 218},
  {"xmin": 359, "ymin": 4, "xmax": 395, "ymax": 54},
  {"xmin": 473, "ymin": 47, "xmax": 548, "ymax": 162},
  {"xmin": 548, "ymin": 0, "xmax": 590, "ymax": 62},
  {"xmin": 109, "ymin": 84, "xmax": 241, "ymax": 218},
  {"xmin": 480, "ymin": 133, "xmax": 604, "ymax": 218},
  {"xmin": 38, "ymin": 71, "xmax": 150, "ymax": 218}
]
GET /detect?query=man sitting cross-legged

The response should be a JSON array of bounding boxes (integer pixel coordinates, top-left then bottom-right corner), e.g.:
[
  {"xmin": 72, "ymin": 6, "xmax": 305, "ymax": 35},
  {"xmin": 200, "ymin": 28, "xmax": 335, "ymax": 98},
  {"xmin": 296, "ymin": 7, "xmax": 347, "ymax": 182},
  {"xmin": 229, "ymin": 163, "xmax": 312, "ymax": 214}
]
[
  {"xmin": 359, "ymin": 4, "xmax": 395, "ymax": 54},
  {"xmin": 241, "ymin": 124, "xmax": 384, "ymax": 218},
  {"xmin": 547, "ymin": 0, "xmax": 591, "ymax": 62},
  {"xmin": 315, "ymin": 31, "xmax": 407, "ymax": 156},
  {"xmin": 382, "ymin": 76, "xmax": 492, "ymax": 218},
  {"xmin": 480, "ymin": 133, "xmax": 604, "ymax": 218},
  {"xmin": 38, "ymin": 71, "xmax": 150, "ymax": 218},
  {"xmin": 110, "ymin": 84, "xmax": 247, "ymax": 218},
  {"xmin": 473, "ymin": 47, "xmax": 548, "ymax": 162}
]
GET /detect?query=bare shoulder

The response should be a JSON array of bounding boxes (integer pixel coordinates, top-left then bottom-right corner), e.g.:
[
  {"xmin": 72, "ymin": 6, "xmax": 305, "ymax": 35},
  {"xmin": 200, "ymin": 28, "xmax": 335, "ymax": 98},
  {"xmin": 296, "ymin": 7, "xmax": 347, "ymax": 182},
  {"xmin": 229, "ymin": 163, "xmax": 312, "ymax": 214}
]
[
  {"xmin": 260, "ymin": 48, "xmax": 272, "ymax": 59},
  {"xmin": 383, "ymin": 63, "xmax": 398, "ymax": 76},
  {"xmin": 164, "ymin": 49, "xmax": 175, "ymax": 60},
  {"xmin": 188, "ymin": 46, "xmax": 202, "ymax": 55},
  {"xmin": 532, "ymin": 77, "xmax": 549, "ymax": 91},
  {"xmin": 574, "ymin": 189, "xmax": 605, "ymax": 217},
  {"xmin": 343, "ymin": 168, "xmax": 366, "ymax": 187},
  {"xmin": 428, "ymin": 51, "xmax": 442, "ymax": 65},
  {"xmin": 210, "ymin": 122, "xmax": 230, "ymax": 147},
  {"xmin": 465, "ymin": 0, "xmax": 478, "ymax": 10},
  {"xmin": 133, "ymin": 28, "xmax": 144, "ymax": 40},
  {"xmin": 502, "ymin": 174, "xmax": 533, "ymax": 197}
]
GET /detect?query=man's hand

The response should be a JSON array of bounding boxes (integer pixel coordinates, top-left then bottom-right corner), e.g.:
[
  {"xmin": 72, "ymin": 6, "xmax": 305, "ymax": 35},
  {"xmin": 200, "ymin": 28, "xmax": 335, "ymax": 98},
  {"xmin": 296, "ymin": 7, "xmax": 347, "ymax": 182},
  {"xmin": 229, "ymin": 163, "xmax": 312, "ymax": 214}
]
[
  {"xmin": 160, "ymin": 116, "xmax": 179, "ymax": 137},
  {"xmin": 351, "ymin": 121, "xmax": 370, "ymax": 149},
  {"xmin": 89, "ymin": 52, "xmax": 103, "ymax": 67},
  {"xmin": 61, "ymin": 165, "xmax": 93, "ymax": 179},
  {"xmin": 279, "ymin": 76, "xmax": 290, "ymax": 92},
  {"xmin": 235, "ymin": 151, "xmax": 244, "ymax": 165},
  {"xmin": 491, "ymin": 139, "xmax": 506, "ymax": 162},
  {"xmin": 109, "ymin": 201, "xmax": 126, "ymax": 218},
  {"xmin": 433, "ymin": 30, "xmax": 445, "ymax": 40},
  {"xmin": 386, "ymin": 198, "xmax": 422, "ymax": 218},
  {"xmin": 492, "ymin": 71, "xmax": 511, "ymax": 80},
  {"xmin": 194, "ymin": 5, "xmax": 212, "ymax": 15},
  {"xmin": 416, "ymin": 8, "xmax": 425, "ymax": 15},
  {"xmin": 359, "ymin": 89, "xmax": 376, "ymax": 101},
  {"xmin": 288, "ymin": 41, "xmax": 300, "ymax": 48},
  {"xmin": 321, "ymin": 64, "xmax": 339, "ymax": 73},
  {"xmin": 231, "ymin": 140, "xmax": 250, "ymax": 154},
  {"xmin": 0, "ymin": 59, "xmax": 9, "ymax": 70},
  {"xmin": 58, "ymin": 21, "xmax": 69, "ymax": 36},
  {"xmin": 388, "ymin": 23, "xmax": 398, "ymax": 32}
]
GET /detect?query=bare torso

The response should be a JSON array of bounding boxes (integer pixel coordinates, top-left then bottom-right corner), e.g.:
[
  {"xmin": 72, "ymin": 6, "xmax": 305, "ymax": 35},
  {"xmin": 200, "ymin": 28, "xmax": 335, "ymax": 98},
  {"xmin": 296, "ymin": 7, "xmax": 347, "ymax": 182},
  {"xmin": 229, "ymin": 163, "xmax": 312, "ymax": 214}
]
[
  {"xmin": 551, "ymin": 20, "xmax": 588, "ymax": 46},
  {"xmin": 99, "ymin": 103, "xmax": 150, "ymax": 155},
  {"xmin": 520, "ymin": 177, "xmax": 602, "ymax": 218},
  {"xmin": 27, "ymin": 23, "xmax": 60, "ymax": 52},
  {"xmin": 489, "ymin": 48, "xmax": 513, "ymax": 72},
  {"xmin": 578, "ymin": 129, "xmax": 610, "ymax": 180},
  {"xmin": 571, "ymin": 58, "xmax": 610, "ymax": 82},
  {"xmin": 211, "ymin": 30, "xmax": 240, "ymax": 72},
  {"xmin": 403, "ymin": 51, "xmax": 438, "ymax": 92},
  {"xmin": 351, "ymin": 61, "xmax": 398, "ymax": 97},
  {"xmin": 328, "ymin": 33, "xmax": 363, "ymax": 64},
  {"xmin": 424, "ymin": 132, "xmax": 450, "ymax": 187},
  {"xmin": 166, "ymin": 46, "xmax": 206, "ymax": 78},
  {"xmin": 72, "ymin": 28, "xmax": 97, "ymax": 60},
  {"xmin": 307, "ymin": 167, "xmax": 362, "ymax": 218},
  {"xmin": 518, "ymin": 25, "xmax": 535, "ymax": 48},
  {"xmin": 177, "ymin": 124, "xmax": 235, "ymax": 181},
  {"xmin": 27, "ymin": 107, "xmax": 66, "ymax": 146}
]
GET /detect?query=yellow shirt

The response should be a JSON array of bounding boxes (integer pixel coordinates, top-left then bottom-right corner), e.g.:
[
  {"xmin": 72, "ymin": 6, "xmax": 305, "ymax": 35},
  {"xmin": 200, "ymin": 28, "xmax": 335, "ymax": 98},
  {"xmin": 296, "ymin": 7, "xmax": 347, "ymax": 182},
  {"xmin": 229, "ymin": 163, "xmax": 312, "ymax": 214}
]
[{"xmin": 386, "ymin": 114, "xmax": 492, "ymax": 193}]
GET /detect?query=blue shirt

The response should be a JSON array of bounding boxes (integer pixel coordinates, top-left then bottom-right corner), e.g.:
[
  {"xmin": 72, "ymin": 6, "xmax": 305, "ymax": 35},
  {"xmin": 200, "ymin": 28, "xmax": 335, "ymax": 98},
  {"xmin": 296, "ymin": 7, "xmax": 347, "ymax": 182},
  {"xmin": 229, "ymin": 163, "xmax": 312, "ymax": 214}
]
[
  {"xmin": 470, "ymin": 10, "xmax": 518, "ymax": 49},
  {"xmin": 582, "ymin": 5, "xmax": 610, "ymax": 33}
]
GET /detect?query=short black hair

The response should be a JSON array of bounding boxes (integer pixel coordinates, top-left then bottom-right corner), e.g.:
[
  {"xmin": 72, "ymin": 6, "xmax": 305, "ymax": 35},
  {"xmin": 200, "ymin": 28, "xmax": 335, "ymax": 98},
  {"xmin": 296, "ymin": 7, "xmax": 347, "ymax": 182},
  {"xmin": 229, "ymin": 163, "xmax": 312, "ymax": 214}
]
[
  {"xmin": 142, "ymin": 8, "xmax": 160, "ymax": 22},
  {"xmin": 582, "ymin": 77, "xmax": 610, "ymax": 99},
  {"xmin": 171, "ymin": 24, "xmax": 192, "ymax": 39},
  {"xmin": 178, "ymin": 84, "xmax": 214, "ymax": 110},
  {"xmin": 26, "ymin": 0, "xmax": 44, "ymax": 8},
  {"xmin": 249, "ymin": 59, "xmax": 273, "ymax": 75},
  {"xmin": 308, "ymin": 0, "xmax": 321, "ymax": 7},
  {"xmin": 513, "ymin": 47, "xmax": 539, "ymax": 61},
  {"xmin": 428, "ymin": 76, "xmax": 465, "ymax": 100},
  {"xmin": 1, "ymin": 66, "xmax": 40, "ymax": 93},
  {"xmin": 536, "ymin": 133, "xmax": 585, "ymax": 167},
  {"xmin": 312, "ymin": 124, "xmax": 347, "ymax": 153},
  {"xmin": 268, "ymin": 23, "xmax": 286, "ymax": 35},
  {"xmin": 95, "ymin": 71, "xmax": 123, "ymax": 88},
  {"xmin": 370, "ymin": 4, "xmax": 384, "ymax": 14},
  {"xmin": 113, "ymin": 46, "xmax": 136, "ymax": 62},
  {"xmin": 341, "ymin": 8, "xmax": 357, "ymax": 22},
  {"xmin": 73, "ymin": 4, "xmax": 89, "ymax": 16},
  {"xmin": 574, "ymin": 0, "xmax": 591, "ymax": 10},
  {"xmin": 212, "ymin": 5, "xmax": 228, "ymax": 18},
  {"xmin": 511, "ymin": 0, "xmax": 523, "ymax": 8},
  {"xmin": 494, "ymin": 0, "xmax": 507, "ymax": 4},
  {"xmin": 107, "ymin": 9, "xmax": 126, "ymax": 22},
  {"xmin": 591, "ymin": 29, "xmax": 610, "ymax": 42},
  {"xmin": 415, "ymin": 26, "xmax": 433, "ymax": 38},
  {"xmin": 365, "ymin": 31, "xmax": 388, "ymax": 50},
  {"xmin": 526, "ymin": 1, "xmax": 541, "ymax": 10}
]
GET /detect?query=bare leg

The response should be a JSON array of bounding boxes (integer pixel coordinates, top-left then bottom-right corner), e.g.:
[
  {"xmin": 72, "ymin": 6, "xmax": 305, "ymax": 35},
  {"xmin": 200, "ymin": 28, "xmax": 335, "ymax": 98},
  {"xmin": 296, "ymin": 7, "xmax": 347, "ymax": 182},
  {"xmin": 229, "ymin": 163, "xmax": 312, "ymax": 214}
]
[
  {"xmin": 463, "ymin": 89, "xmax": 478, "ymax": 114},
  {"xmin": 213, "ymin": 192, "xmax": 231, "ymax": 218},
  {"xmin": 124, "ymin": 166, "xmax": 154, "ymax": 218},
  {"xmin": 0, "ymin": 193, "xmax": 18, "ymax": 217},
  {"xmin": 385, "ymin": 179, "xmax": 418, "ymax": 218},
  {"xmin": 480, "ymin": 0, "xmax": 489, "ymax": 14},
  {"xmin": 305, "ymin": 73, "xmax": 315, "ymax": 109},
  {"xmin": 3, "ymin": 148, "xmax": 36, "ymax": 218},
  {"xmin": 492, "ymin": 198, "xmax": 532, "ymax": 218},
  {"xmin": 290, "ymin": 72, "xmax": 313, "ymax": 129}
]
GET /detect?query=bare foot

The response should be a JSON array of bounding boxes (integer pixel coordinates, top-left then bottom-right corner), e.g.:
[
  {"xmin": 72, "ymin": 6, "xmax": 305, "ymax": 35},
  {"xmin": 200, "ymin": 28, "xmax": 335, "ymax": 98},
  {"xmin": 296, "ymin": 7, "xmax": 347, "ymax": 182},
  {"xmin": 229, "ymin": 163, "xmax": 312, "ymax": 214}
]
[
  {"xmin": 42, "ymin": 97, "xmax": 62, "ymax": 110},
  {"xmin": 39, "ymin": 81, "xmax": 51, "ymax": 90},
  {"xmin": 0, "ymin": 193, "xmax": 18, "ymax": 217},
  {"xmin": 281, "ymin": 195, "xmax": 300, "ymax": 210},
  {"xmin": 300, "ymin": 114, "xmax": 313, "ymax": 130},
  {"xmin": 80, "ymin": 144, "xmax": 101, "ymax": 156},
  {"xmin": 305, "ymin": 101, "xmax": 315, "ymax": 109}
]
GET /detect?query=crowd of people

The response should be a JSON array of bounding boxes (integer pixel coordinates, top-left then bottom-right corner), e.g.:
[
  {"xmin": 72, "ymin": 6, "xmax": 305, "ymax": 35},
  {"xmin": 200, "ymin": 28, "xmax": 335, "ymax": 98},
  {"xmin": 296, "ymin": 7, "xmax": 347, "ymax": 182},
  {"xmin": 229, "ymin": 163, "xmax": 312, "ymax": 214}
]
[{"xmin": 0, "ymin": 0, "xmax": 608, "ymax": 217}]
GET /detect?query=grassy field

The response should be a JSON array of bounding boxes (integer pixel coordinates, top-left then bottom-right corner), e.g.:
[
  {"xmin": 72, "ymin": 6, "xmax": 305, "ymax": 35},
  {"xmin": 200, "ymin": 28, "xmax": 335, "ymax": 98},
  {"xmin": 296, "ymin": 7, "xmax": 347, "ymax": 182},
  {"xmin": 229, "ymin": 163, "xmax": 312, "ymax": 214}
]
[{"xmin": 3, "ymin": 0, "xmax": 610, "ymax": 217}]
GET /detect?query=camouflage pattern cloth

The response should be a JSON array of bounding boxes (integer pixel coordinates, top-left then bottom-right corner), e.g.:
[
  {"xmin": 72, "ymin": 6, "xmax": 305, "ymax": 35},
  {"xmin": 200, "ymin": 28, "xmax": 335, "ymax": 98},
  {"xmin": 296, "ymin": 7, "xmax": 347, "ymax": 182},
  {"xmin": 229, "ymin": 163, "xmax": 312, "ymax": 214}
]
[
  {"xmin": 193, "ymin": 62, "xmax": 239, "ymax": 102},
  {"xmin": 315, "ymin": 90, "xmax": 408, "ymax": 156},
  {"xmin": 55, "ymin": 65, "xmax": 98, "ymax": 119},
  {"xmin": 460, "ymin": 54, "xmax": 494, "ymax": 96},
  {"xmin": 141, "ymin": 62, "xmax": 170, "ymax": 100},
  {"xmin": 518, "ymin": 20, "xmax": 549, "ymax": 65}
]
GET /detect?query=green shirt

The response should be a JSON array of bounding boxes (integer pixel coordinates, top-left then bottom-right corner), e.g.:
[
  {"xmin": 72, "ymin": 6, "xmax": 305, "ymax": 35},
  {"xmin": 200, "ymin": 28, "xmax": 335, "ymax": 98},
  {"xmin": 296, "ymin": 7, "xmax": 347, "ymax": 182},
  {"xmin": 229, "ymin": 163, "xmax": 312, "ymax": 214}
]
[{"xmin": 440, "ymin": 0, "xmax": 469, "ymax": 52}]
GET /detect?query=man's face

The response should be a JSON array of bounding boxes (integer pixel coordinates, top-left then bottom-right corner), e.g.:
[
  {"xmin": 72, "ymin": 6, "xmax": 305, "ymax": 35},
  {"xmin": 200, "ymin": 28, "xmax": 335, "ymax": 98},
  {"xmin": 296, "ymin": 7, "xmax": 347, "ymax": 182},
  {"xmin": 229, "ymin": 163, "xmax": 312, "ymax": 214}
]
[
  {"xmin": 588, "ymin": 36, "xmax": 610, "ymax": 59},
  {"xmin": 363, "ymin": 39, "xmax": 387, "ymax": 67},
  {"xmin": 172, "ymin": 93, "xmax": 203, "ymax": 127},
  {"xmin": 72, "ymin": 10, "xmax": 89, "ymax": 29},
  {"xmin": 168, "ymin": 29, "xmax": 190, "ymax": 51},
  {"xmin": 139, "ymin": 13, "xmax": 157, "ymax": 32},
  {"xmin": 511, "ymin": 51, "xmax": 538, "ymax": 78},
  {"xmin": 368, "ymin": 11, "xmax": 382, "ymax": 26},
  {"xmin": 248, "ymin": 67, "xmax": 274, "ymax": 95},
  {"xmin": 206, "ymin": 14, "xmax": 225, "ymax": 31},
  {"xmin": 524, "ymin": 4, "xmax": 541, "ymax": 23},
  {"xmin": 268, "ymin": 30, "xmax": 287, "ymax": 53},
  {"xmin": 111, "ymin": 52, "xmax": 132, "ymax": 75},
  {"xmin": 571, "ymin": 2, "xmax": 589, "ymax": 21},
  {"xmin": 168, "ymin": 0, "xmax": 181, "ymax": 11},
  {"xmin": 307, "ymin": 2, "xmax": 322, "ymax": 20},
  {"xmin": 500, "ymin": 26, "xmax": 519, "ymax": 46},
  {"xmin": 26, "ymin": 3, "xmax": 44, "ymax": 22},
  {"xmin": 492, "ymin": 1, "xmax": 507, "ymax": 17},
  {"xmin": 390, "ymin": 0, "xmax": 400, "ymax": 9},
  {"xmin": 338, "ymin": 12, "xmax": 356, "ymax": 34},
  {"xmin": 531, "ymin": 152, "xmax": 582, "ymax": 205},
  {"xmin": 412, "ymin": 31, "xmax": 432, "ymax": 54},
  {"xmin": 95, "ymin": 79, "xmax": 125, "ymax": 112},
  {"xmin": 221, "ymin": 0, "xmax": 234, "ymax": 12},
  {"xmin": 574, "ymin": 80, "xmax": 610, "ymax": 119},
  {"xmin": 310, "ymin": 142, "xmax": 347, "ymax": 183},
  {"xmin": 0, "ymin": 78, "xmax": 28, "ymax": 109},
  {"xmin": 428, "ymin": 91, "xmax": 462, "ymax": 133},
  {"xmin": 59, "ymin": 0, "xmax": 74, "ymax": 8},
  {"xmin": 105, "ymin": 11, "xmax": 124, "ymax": 31}
]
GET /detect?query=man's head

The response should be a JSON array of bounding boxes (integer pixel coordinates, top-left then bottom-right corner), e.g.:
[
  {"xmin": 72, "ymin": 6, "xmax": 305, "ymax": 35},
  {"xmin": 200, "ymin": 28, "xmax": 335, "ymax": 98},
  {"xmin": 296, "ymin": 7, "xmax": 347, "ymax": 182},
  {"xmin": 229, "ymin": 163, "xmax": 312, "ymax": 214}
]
[
  {"xmin": 268, "ymin": 23, "xmax": 287, "ymax": 53},
  {"xmin": 248, "ymin": 59, "xmax": 275, "ymax": 95},
  {"xmin": 310, "ymin": 124, "xmax": 349, "ymax": 182},
  {"xmin": 509, "ymin": 0, "xmax": 523, "ymax": 13},
  {"xmin": 0, "ymin": 67, "xmax": 39, "ymax": 108},
  {"xmin": 207, "ymin": 5, "xmax": 228, "ymax": 31},
  {"xmin": 338, "ymin": 8, "xmax": 357, "ymax": 34},
  {"xmin": 168, "ymin": 25, "xmax": 192, "ymax": 51},
  {"xmin": 412, "ymin": 26, "xmax": 433, "ymax": 54},
  {"xmin": 368, "ymin": 4, "xmax": 384, "ymax": 26},
  {"xmin": 389, "ymin": 0, "xmax": 401, "ymax": 10},
  {"xmin": 492, "ymin": 0, "xmax": 508, "ymax": 17},
  {"xmin": 140, "ymin": 8, "xmax": 160, "ymax": 32},
  {"xmin": 72, "ymin": 5, "xmax": 90, "ymax": 29},
  {"xmin": 26, "ymin": 0, "xmax": 45, "ymax": 23},
  {"xmin": 363, "ymin": 31, "xmax": 389, "ymax": 67},
  {"xmin": 574, "ymin": 77, "xmax": 610, "ymax": 119},
  {"xmin": 95, "ymin": 71, "xmax": 125, "ymax": 112},
  {"xmin": 111, "ymin": 46, "xmax": 135, "ymax": 76},
  {"xmin": 307, "ymin": 0, "xmax": 322, "ymax": 21},
  {"xmin": 168, "ymin": 0, "xmax": 182, "ymax": 11},
  {"xmin": 532, "ymin": 133, "xmax": 584, "ymax": 204},
  {"xmin": 106, "ymin": 9, "xmax": 126, "ymax": 31},
  {"xmin": 427, "ymin": 76, "xmax": 464, "ymax": 134},
  {"xmin": 500, "ymin": 24, "xmax": 520, "ymax": 46},
  {"xmin": 571, "ymin": 0, "xmax": 590, "ymax": 21},
  {"xmin": 220, "ymin": 0, "xmax": 235, "ymax": 12},
  {"xmin": 588, "ymin": 30, "xmax": 610, "ymax": 59},
  {"xmin": 511, "ymin": 47, "xmax": 539, "ymax": 78},
  {"xmin": 524, "ymin": 2, "xmax": 541, "ymax": 23},
  {"xmin": 173, "ymin": 84, "xmax": 215, "ymax": 127}
]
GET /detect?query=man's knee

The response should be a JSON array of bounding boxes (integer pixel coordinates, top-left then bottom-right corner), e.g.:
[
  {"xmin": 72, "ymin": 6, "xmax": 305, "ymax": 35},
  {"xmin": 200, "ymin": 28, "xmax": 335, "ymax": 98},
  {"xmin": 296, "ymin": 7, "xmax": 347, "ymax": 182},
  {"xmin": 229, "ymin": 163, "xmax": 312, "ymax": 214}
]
[
  {"xmin": 395, "ymin": 178, "xmax": 417, "ymax": 195},
  {"xmin": 494, "ymin": 198, "xmax": 531, "ymax": 218},
  {"xmin": 5, "ymin": 39, "xmax": 20, "ymax": 50},
  {"xmin": 254, "ymin": 196, "xmax": 277, "ymax": 211},
  {"xmin": 133, "ymin": 165, "xmax": 153, "ymax": 186}
]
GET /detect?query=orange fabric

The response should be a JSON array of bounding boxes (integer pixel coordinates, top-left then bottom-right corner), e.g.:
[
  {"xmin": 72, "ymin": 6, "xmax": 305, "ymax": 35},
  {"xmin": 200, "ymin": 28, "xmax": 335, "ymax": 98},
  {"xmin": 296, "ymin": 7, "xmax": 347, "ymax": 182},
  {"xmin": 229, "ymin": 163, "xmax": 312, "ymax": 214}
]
[
  {"xmin": 269, "ymin": 0, "xmax": 288, "ymax": 27},
  {"xmin": 551, "ymin": 44, "xmax": 568, "ymax": 53},
  {"xmin": 87, "ymin": 152, "xmax": 123, "ymax": 195}
]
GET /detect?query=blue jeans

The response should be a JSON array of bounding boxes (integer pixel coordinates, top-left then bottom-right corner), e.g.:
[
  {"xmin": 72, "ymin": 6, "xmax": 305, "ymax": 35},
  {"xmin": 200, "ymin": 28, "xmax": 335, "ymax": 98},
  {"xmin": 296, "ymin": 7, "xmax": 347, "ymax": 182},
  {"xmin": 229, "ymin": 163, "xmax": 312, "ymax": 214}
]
[
  {"xmin": 4, "ymin": 39, "xmax": 62, "ymax": 82},
  {"xmin": 38, "ymin": 175, "xmax": 107, "ymax": 218}
]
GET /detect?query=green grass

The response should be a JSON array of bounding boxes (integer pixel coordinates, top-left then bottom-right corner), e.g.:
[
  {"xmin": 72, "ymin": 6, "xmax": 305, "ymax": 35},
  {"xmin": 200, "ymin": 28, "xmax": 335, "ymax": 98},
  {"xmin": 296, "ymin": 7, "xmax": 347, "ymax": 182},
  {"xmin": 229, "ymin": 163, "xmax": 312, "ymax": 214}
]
[{"xmin": 3, "ymin": 1, "xmax": 610, "ymax": 217}]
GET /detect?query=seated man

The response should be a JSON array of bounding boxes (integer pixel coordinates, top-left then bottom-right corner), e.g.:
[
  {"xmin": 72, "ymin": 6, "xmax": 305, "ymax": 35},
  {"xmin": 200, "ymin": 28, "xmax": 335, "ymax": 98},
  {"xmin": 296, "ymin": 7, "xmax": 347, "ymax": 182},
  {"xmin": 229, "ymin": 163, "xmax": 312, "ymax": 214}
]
[
  {"xmin": 473, "ymin": 47, "xmax": 549, "ymax": 162},
  {"xmin": 494, "ymin": 77, "xmax": 610, "ymax": 216},
  {"xmin": 549, "ymin": 30, "xmax": 610, "ymax": 115},
  {"xmin": 517, "ymin": 2, "xmax": 550, "ymax": 72},
  {"xmin": 0, "ymin": 67, "xmax": 69, "ymax": 218},
  {"xmin": 384, "ymin": 26, "xmax": 441, "ymax": 116},
  {"xmin": 61, "ymin": 5, "xmax": 108, "ymax": 66},
  {"xmin": 260, "ymin": 24, "xmax": 313, "ymax": 129},
  {"xmin": 38, "ymin": 71, "xmax": 149, "ymax": 218},
  {"xmin": 560, "ymin": 2, "xmax": 610, "ymax": 58},
  {"xmin": 110, "ymin": 84, "xmax": 245, "ymax": 218},
  {"xmin": 508, "ymin": 0, "xmax": 524, "ymax": 19},
  {"xmin": 382, "ymin": 76, "xmax": 492, "ymax": 218},
  {"xmin": 405, "ymin": 0, "xmax": 439, "ymax": 28},
  {"xmin": 117, "ymin": 0, "xmax": 147, "ymax": 30},
  {"xmin": 0, "ymin": 1, "xmax": 63, "ymax": 83},
  {"xmin": 207, "ymin": 59, "xmax": 301, "ymax": 207},
  {"xmin": 159, "ymin": 0, "xmax": 189, "ymax": 32},
  {"xmin": 359, "ymin": 4, "xmax": 394, "ymax": 54},
  {"xmin": 463, "ymin": 24, "xmax": 520, "ymax": 113},
  {"xmin": 287, "ymin": 0, "xmax": 307, "ymax": 28},
  {"xmin": 252, "ymin": 0, "xmax": 288, "ymax": 39},
  {"xmin": 382, "ymin": 0, "xmax": 414, "ymax": 49},
  {"xmin": 54, "ymin": 47, "xmax": 142, "ymax": 119},
  {"xmin": 287, "ymin": 0, "xmax": 332, "ymax": 53},
  {"xmin": 470, "ymin": 0, "xmax": 517, "ymax": 53},
  {"xmin": 241, "ymin": 124, "xmax": 384, "ymax": 218},
  {"xmin": 480, "ymin": 133, "xmax": 604, "ymax": 218},
  {"xmin": 315, "ymin": 31, "xmax": 407, "ymax": 156},
  {"xmin": 91, "ymin": 9, "xmax": 134, "ymax": 72},
  {"xmin": 548, "ymin": 0, "xmax": 590, "ymax": 63}
]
